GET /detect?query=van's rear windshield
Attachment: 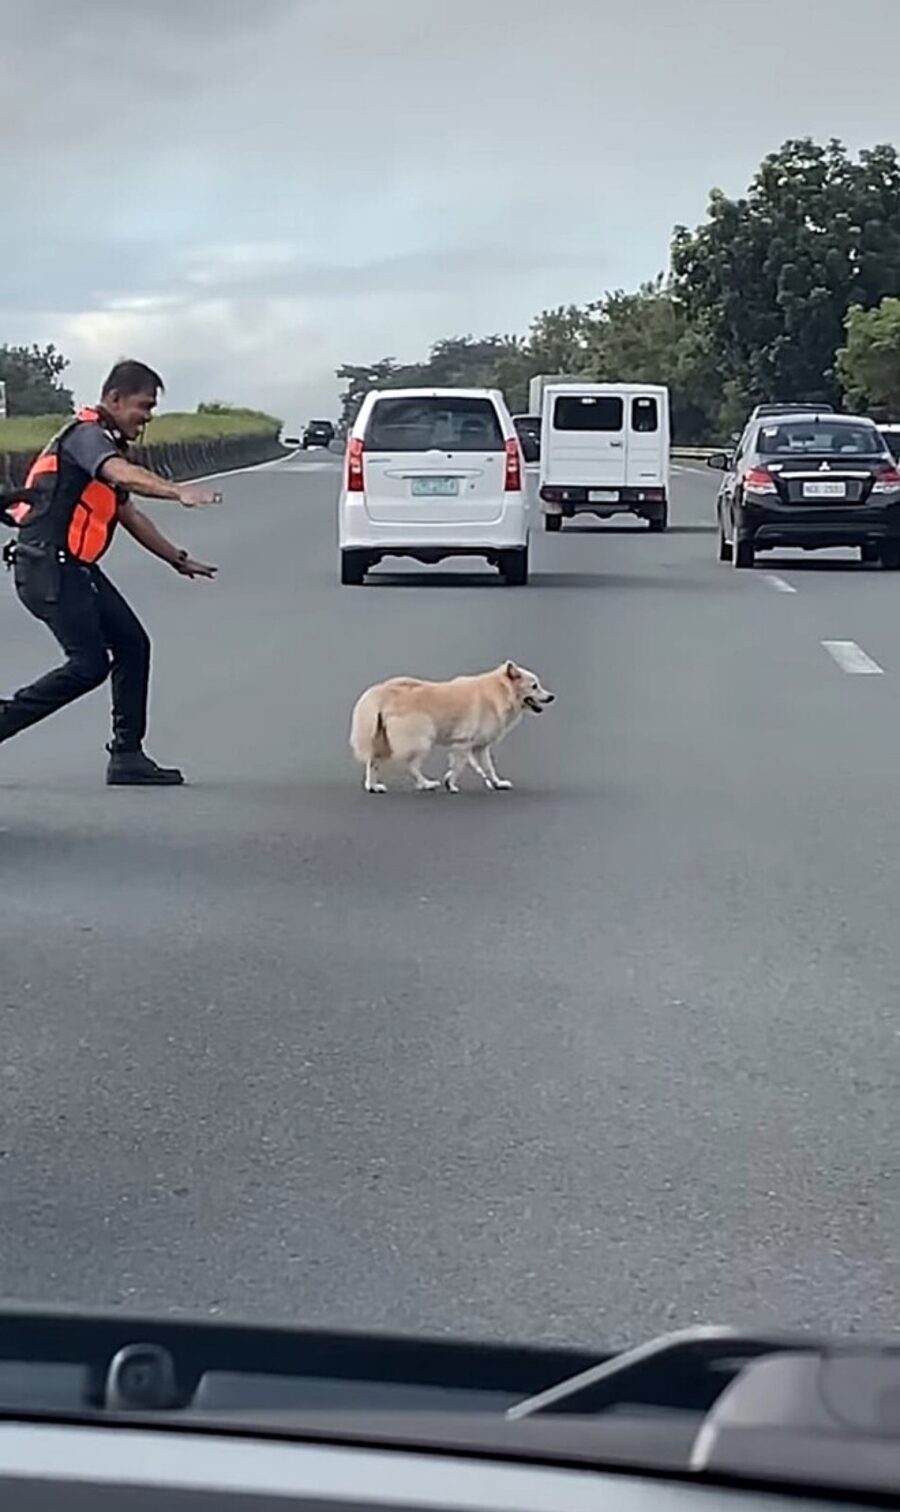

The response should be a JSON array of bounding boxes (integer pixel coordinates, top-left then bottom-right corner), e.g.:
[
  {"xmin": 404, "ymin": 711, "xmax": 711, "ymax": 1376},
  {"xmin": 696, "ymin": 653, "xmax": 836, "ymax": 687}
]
[
  {"xmin": 366, "ymin": 397, "xmax": 504, "ymax": 452},
  {"xmin": 554, "ymin": 395, "xmax": 623, "ymax": 432}
]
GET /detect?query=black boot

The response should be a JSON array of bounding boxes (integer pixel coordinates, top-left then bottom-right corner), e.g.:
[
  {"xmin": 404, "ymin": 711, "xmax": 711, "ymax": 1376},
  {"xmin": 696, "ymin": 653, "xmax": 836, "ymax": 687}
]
[{"xmin": 106, "ymin": 746, "xmax": 184, "ymax": 786}]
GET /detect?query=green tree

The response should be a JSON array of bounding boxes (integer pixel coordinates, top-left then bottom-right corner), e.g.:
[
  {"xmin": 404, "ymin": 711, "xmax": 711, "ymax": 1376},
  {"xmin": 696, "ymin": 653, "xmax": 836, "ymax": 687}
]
[
  {"xmin": 672, "ymin": 138, "xmax": 900, "ymax": 411},
  {"xmin": 0, "ymin": 343, "xmax": 73, "ymax": 415},
  {"xmin": 836, "ymin": 297, "xmax": 900, "ymax": 416}
]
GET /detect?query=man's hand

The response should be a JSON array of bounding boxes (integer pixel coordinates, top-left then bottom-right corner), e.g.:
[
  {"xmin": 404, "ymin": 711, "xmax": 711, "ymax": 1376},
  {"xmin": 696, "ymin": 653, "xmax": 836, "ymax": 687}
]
[
  {"xmin": 176, "ymin": 484, "xmax": 221, "ymax": 509},
  {"xmin": 173, "ymin": 554, "xmax": 217, "ymax": 579}
]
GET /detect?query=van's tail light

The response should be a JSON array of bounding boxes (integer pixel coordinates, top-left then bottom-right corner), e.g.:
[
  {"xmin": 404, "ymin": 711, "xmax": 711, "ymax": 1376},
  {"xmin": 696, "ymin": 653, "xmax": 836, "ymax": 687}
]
[
  {"xmin": 504, "ymin": 438, "xmax": 522, "ymax": 492},
  {"xmin": 871, "ymin": 464, "xmax": 900, "ymax": 495},
  {"xmin": 346, "ymin": 436, "xmax": 365, "ymax": 492},
  {"xmin": 743, "ymin": 466, "xmax": 778, "ymax": 495}
]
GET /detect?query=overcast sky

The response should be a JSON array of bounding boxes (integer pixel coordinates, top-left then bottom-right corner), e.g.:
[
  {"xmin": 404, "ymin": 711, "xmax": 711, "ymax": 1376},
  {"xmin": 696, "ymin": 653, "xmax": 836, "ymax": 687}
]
[{"xmin": 2, "ymin": 0, "xmax": 899, "ymax": 424}]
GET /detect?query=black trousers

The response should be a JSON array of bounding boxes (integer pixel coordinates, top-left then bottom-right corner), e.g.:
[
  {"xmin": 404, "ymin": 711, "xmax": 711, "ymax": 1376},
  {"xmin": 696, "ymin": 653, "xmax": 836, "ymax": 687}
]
[{"xmin": 0, "ymin": 554, "xmax": 151, "ymax": 751}]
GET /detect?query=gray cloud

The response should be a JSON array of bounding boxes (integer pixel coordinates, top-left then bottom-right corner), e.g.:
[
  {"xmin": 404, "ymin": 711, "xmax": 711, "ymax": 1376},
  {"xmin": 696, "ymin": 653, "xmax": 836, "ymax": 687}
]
[{"xmin": 2, "ymin": 0, "xmax": 899, "ymax": 417}]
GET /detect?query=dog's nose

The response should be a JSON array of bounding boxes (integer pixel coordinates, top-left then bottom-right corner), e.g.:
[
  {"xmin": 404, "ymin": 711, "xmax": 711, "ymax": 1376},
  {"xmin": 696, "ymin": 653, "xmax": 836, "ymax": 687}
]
[{"xmin": 545, "ymin": 693, "xmax": 556, "ymax": 703}]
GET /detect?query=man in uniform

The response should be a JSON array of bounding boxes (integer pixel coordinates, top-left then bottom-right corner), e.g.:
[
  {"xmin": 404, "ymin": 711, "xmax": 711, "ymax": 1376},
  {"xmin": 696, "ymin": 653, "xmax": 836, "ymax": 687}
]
[{"xmin": 0, "ymin": 359, "xmax": 217, "ymax": 785}]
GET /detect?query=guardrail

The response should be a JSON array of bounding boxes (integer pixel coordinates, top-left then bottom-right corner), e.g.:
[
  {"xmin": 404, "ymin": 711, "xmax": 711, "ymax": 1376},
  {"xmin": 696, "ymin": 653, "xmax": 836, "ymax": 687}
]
[{"xmin": 671, "ymin": 447, "xmax": 720, "ymax": 460}]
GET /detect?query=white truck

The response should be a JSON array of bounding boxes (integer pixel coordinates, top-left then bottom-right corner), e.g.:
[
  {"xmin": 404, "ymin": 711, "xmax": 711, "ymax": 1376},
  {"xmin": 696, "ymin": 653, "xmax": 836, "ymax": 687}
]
[{"xmin": 537, "ymin": 381, "xmax": 670, "ymax": 533}]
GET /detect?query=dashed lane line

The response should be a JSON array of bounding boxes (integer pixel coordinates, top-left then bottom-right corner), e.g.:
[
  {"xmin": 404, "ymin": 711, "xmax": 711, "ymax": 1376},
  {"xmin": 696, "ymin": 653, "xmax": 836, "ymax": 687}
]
[{"xmin": 821, "ymin": 640, "xmax": 884, "ymax": 675}]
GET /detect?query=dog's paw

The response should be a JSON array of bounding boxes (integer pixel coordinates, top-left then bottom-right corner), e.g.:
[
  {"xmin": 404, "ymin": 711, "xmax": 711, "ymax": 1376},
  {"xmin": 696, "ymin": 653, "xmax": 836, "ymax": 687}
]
[
  {"xmin": 443, "ymin": 775, "xmax": 460, "ymax": 793},
  {"xmin": 417, "ymin": 778, "xmax": 441, "ymax": 792},
  {"xmin": 489, "ymin": 778, "xmax": 513, "ymax": 791},
  {"xmin": 365, "ymin": 781, "xmax": 388, "ymax": 794}
]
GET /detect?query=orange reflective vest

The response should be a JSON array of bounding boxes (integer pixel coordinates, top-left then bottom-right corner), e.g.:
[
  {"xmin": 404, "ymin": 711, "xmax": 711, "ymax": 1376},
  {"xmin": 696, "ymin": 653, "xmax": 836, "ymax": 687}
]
[{"xmin": 10, "ymin": 407, "xmax": 126, "ymax": 563}]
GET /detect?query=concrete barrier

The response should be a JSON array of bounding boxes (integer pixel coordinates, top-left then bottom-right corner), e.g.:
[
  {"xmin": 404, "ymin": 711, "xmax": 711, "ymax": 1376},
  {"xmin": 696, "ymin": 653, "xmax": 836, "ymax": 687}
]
[{"xmin": 1, "ymin": 430, "xmax": 284, "ymax": 489}]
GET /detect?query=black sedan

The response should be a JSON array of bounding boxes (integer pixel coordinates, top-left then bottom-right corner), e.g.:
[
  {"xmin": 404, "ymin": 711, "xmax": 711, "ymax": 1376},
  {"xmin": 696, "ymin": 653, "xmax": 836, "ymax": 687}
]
[{"xmin": 708, "ymin": 412, "xmax": 900, "ymax": 569}]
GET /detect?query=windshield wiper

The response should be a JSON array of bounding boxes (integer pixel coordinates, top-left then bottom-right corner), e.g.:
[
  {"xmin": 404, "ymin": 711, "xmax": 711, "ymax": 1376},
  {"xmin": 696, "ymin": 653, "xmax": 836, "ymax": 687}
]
[{"xmin": 1, "ymin": 1308, "xmax": 900, "ymax": 1499}]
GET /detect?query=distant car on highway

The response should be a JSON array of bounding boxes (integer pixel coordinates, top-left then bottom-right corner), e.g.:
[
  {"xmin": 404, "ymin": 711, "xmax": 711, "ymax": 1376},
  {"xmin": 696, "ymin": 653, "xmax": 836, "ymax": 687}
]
[
  {"xmin": 302, "ymin": 419, "xmax": 335, "ymax": 449},
  {"xmin": 709, "ymin": 411, "xmax": 900, "ymax": 568},
  {"xmin": 731, "ymin": 402, "xmax": 835, "ymax": 447},
  {"xmin": 338, "ymin": 387, "xmax": 530, "ymax": 585},
  {"xmin": 512, "ymin": 414, "xmax": 541, "ymax": 464}
]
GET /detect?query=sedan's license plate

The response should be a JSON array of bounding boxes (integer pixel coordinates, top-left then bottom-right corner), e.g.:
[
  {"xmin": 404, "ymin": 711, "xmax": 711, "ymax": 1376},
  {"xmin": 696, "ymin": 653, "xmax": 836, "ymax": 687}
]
[
  {"xmin": 589, "ymin": 488, "xmax": 619, "ymax": 503},
  {"xmin": 411, "ymin": 477, "xmax": 459, "ymax": 497},
  {"xmin": 803, "ymin": 481, "xmax": 846, "ymax": 499}
]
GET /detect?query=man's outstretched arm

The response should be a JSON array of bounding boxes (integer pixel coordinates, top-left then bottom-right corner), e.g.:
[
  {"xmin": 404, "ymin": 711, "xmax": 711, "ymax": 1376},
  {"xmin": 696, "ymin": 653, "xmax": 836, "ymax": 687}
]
[
  {"xmin": 118, "ymin": 500, "xmax": 217, "ymax": 578},
  {"xmin": 100, "ymin": 455, "xmax": 218, "ymax": 508}
]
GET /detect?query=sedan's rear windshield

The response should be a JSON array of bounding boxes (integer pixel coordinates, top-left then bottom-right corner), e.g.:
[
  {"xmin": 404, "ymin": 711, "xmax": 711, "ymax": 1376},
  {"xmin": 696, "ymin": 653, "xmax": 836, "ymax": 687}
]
[
  {"xmin": 757, "ymin": 421, "xmax": 883, "ymax": 456},
  {"xmin": 365, "ymin": 397, "xmax": 504, "ymax": 452}
]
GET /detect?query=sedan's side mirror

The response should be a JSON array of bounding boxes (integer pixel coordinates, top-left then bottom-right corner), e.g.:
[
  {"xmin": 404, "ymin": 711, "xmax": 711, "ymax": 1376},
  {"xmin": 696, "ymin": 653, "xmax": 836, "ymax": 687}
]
[{"xmin": 706, "ymin": 452, "xmax": 731, "ymax": 471}]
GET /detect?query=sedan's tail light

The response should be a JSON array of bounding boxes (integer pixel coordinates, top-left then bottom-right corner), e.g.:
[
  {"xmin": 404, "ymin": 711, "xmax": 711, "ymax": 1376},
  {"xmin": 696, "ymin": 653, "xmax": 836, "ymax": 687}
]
[
  {"xmin": 743, "ymin": 466, "xmax": 778, "ymax": 495},
  {"xmin": 346, "ymin": 436, "xmax": 365, "ymax": 492},
  {"xmin": 504, "ymin": 438, "xmax": 522, "ymax": 492},
  {"xmin": 871, "ymin": 464, "xmax": 900, "ymax": 495}
]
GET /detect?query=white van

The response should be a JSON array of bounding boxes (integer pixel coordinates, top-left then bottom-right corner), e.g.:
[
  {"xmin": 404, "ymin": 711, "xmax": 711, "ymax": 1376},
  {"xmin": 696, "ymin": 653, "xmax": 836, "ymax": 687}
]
[
  {"xmin": 338, "ymin": 388, "xmax": 530, "ymax": 585},
  {"xmin": 539, "ymin": 383, "xmax": 670, "ymax": 532}
]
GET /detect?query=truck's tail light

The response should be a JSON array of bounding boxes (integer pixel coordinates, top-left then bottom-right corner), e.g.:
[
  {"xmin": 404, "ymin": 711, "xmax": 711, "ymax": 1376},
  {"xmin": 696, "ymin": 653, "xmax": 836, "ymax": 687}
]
[
  {"xmin": 540, "ymin": 486, "xmax": 562, "ymax": 503},
  {"xmin": 504, "ymin": 438, "xmax": 522, "ymax": 492},
  {"xmin": 346, "ymin": 436, "xmax": 365, "ymax": 492},
  {"xmin": 743, "ymin": 466, "xmax": 778, "ymax": 495}
]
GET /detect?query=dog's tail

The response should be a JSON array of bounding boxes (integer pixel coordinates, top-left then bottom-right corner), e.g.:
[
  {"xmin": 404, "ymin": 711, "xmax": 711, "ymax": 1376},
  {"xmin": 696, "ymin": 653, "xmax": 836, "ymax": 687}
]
[{"xmin": 350, "ymin": 689, "xmax": 393, "ymax": 764}]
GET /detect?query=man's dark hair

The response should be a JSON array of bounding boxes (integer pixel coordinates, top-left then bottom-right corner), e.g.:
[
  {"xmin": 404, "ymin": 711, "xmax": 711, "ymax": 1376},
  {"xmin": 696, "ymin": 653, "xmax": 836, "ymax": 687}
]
[{"xmin": 101, "ymin": 359, "xmax": 165, "ymax": 398}]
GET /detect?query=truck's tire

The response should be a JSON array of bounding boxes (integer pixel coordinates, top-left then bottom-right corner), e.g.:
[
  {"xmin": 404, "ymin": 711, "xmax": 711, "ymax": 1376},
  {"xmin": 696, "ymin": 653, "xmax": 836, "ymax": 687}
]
[
  {"xmin": 544, "ymin": 514, "xmax": 562, "ymax": 533},
  {"xmin": 648, "ymin": 504, "xmax": 668, "ymax": 533}
]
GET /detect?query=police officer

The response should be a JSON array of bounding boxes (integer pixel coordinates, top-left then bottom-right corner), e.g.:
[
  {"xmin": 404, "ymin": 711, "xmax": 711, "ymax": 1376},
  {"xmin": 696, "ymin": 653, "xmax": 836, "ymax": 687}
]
[{"xmin": 0, "ymin": 360, "xmax": 217, "ymax": 785}]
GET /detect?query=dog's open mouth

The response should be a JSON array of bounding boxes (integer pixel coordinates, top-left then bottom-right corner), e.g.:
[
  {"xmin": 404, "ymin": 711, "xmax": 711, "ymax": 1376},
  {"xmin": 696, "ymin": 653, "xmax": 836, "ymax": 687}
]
[{"xmin": 524, "ymin": 695, "xmax": 545, "ymax": 713}]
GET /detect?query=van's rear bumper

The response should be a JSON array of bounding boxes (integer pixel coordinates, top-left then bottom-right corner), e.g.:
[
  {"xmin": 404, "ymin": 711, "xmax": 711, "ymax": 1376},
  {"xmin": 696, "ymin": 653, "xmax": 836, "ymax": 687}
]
[
  {"xmin": 340, "ymin": 497, "xmax": 528, "ymax": 551},
  {"xmin": 540, "ymin": 485, "xmax": 667, "ymax": 520}
]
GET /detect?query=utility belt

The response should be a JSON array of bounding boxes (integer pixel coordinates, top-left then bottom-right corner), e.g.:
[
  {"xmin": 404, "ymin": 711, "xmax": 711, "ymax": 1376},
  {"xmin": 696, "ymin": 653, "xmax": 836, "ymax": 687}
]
[{"xmin": 3, "ymin": 540, "xmax": 68, "ymax": 571}]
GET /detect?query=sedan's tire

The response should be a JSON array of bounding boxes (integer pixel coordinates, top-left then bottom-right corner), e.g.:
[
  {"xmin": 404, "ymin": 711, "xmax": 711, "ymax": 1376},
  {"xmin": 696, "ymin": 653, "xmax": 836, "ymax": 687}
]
[
  {"xmin": 500, "ymin": 546, "xmax": 529, "ymax": 586},
  {"xmin": 732, "ymin": 535, "xmax": 755, "ymax": 569},
  {"xmin": 880, "ymin": 542, "xmax": 900, "ymax": 571},
  {"xmin": 544, "ymin": 514, "xmax": 562, "ymax": 533},
  {"xmin": 718, "ymin": 512, "xmax": 732, "ymax": 562},
  {"xmin": 860, "ymin": 543, "xmax": 880, "ymax": 564},
  {"xmin": 340, "ymin": 550, "xmax": 369, "ymax": 585}
]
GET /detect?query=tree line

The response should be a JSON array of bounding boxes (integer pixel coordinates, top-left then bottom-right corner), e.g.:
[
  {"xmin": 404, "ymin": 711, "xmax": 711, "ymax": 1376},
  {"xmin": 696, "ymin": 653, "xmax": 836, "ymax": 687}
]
[{"xmin": 337, "ymin": 138, "xmax": 900, "ymax": 443}]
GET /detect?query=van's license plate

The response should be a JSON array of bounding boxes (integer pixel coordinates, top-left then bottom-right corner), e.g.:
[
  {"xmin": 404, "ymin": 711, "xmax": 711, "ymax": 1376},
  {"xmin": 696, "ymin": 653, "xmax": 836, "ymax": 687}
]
[
  {"xmin": 411, "ymin": 477, "xmax": 459, "ymax": 497},
  {"xmin": 589, "ymin": 488, "xmax": 619, "ymax": 503},
  {"xmin": 803, "ymin": 481, "xmax": 846, "ymax": 499}
]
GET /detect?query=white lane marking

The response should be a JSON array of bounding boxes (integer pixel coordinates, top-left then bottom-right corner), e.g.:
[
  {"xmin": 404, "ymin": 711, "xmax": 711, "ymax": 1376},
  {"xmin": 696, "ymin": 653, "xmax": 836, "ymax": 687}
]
[
  {"xmin": 821, "ymin": 640, "xmax": 884, "ymax": 675},
  {"xmin": 763, "ymin": 574, "xmax": 797, "ymax": 594}
]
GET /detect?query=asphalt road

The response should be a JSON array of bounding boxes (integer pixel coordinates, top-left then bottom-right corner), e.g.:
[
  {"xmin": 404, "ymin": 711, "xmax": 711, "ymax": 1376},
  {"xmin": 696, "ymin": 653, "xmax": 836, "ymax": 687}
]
[{"xmin": 2, "ymin": 452, "xmax": 899, "ymax": 1350}]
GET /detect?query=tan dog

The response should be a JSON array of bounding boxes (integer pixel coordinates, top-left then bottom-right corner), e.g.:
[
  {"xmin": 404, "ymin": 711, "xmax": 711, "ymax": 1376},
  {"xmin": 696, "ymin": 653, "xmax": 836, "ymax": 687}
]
[{"xmin": 350, "ymin": 661, "xmax": 554, "ymax": 793}]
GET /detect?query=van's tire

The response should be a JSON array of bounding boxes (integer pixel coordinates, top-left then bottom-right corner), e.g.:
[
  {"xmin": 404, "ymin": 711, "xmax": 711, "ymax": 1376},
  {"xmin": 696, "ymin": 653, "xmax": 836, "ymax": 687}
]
[
  {"xmin": 500, "ymin": 547, "xmax": 529, "ymax": 586},
  {"xmin": 544, "ymin": 514, "xmax": 562, "ymax": 533},
  {"xmin": 340, "ymin": 550, "xmax": 369, "ymax": 585},
  {"xmin": 648, "ymin": 506, "xmax": 668, "ymax": 533},
  {"xmin": 733, "ymin": 536, "xmax": 755, "ymax": 569}
]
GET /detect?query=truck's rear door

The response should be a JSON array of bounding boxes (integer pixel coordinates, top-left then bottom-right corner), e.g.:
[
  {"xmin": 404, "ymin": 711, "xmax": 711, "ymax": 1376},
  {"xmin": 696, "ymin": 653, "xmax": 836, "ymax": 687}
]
[
  {"xmin": 544, "ymin": 392, "xmax": 625, "ymax": 491},
  {"xmin": 625, "ymin": 393, "xmax": 665, "ymax": 487}
]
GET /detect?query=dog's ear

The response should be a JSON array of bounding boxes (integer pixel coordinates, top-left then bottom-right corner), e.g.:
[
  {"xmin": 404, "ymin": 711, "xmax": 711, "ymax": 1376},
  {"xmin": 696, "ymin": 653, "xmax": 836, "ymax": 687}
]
[{"xmin": 504, "ymin": 660, "xmax": 522, "ymax": 682}]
